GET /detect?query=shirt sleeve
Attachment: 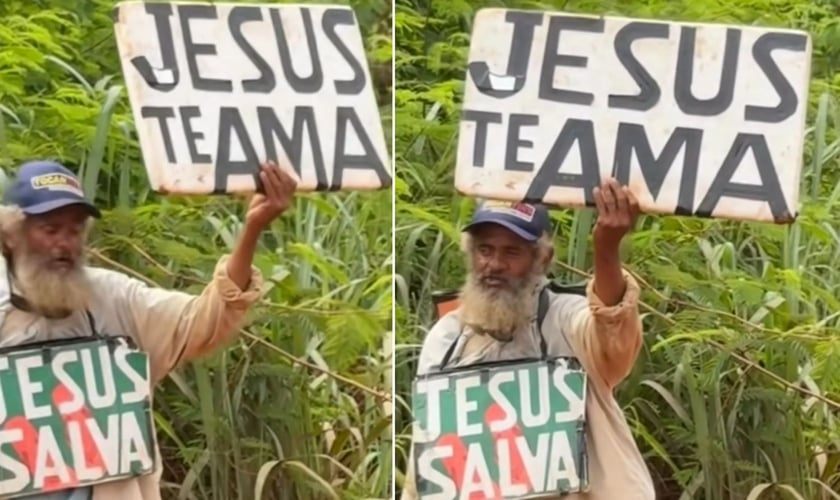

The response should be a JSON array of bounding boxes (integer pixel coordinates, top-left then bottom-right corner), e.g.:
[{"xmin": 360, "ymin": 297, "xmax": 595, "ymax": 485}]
[
  {"xmin": 105, "ymin": 254, "xmax": 264, "ymax": 384},
  {"xmin": 552, "ymin": 269, "xmax": 643, "ymax": 390}
]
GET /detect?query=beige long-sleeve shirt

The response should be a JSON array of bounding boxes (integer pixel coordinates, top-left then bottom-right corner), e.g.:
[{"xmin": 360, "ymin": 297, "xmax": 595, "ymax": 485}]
[
  {"xmin": 402, "ymin": 271, "xmax": 655, "ymax": 500},
  {"xmin": 0, "ymin": 254, "xmax": 263, "ymax": 500}
]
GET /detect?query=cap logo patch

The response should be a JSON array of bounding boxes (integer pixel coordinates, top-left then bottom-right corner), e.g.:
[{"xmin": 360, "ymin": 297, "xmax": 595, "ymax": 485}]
[
  {"xmin": 482, "ymin": 200, "xmax": 535, "ymax": 222},
  {"xmin": 31, "ymin": 173, "xmax": 84, "ymax": 197}
]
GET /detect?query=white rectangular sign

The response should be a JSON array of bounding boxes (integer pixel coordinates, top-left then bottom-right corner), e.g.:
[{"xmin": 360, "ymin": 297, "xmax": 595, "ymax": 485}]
[
  {"xmin": 113, "ymin": 1, "xmax": 391, "ymax": 195},
  {"xmin": 455, "ymin": 8, "xmax": 812, "ymax": 223}
]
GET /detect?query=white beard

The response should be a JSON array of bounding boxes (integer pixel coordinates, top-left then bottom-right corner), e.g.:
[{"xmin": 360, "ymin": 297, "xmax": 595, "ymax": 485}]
[
  {"xmin": 458, "ymin": 269, "xmax": 544, "ymax": 342},
  {"xmin": 11, "ymin": 248, "xmax": 92, "ymax": 317}
]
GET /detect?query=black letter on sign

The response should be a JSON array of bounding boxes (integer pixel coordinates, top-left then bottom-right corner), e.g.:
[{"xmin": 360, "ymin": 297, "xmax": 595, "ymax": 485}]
[
  {"xmin": 467, "ymin": 11, "xmax": 543, "ymax": 99},
  {"xmin": 524, "ymin": 119, "xmax": 600, "ymax": 205},
  {"xmin": 270, "ymin": 8, "xmax": 323, "ymax": 93},
  {"xmin": 540, "ymin": 16, "xmax": 605, "ymax": 106},
  {"xmin": 322, "ymin": 8, "xmax": 365, "ymax": 95},
  {"xmin": 141, "ymin": 107, "xmax": 177, "ymax": 163},
  {"xmin": 229, "ymin": 6, "xmax": 275, "ymax": 93},
  {"xmin": 612, "ymin": 123, "xmax": 703, "ymax": 215},
  {"xmin": 695, "ymin": 134, "xmax": 789, "ymax": 220},
  {"xmin": 609, "ymin": 22, "xmax": 670, "ymax": 111},
  {"xmin": 461, "ymin": 110, "xmax": 503, "ymax": 167},
  {"xmin": 746, "ymin": 32, "xmax": 808, "ymax": 123},
  {"xmin": 333, "ymin": 107, "xmax": 391, "ymax": 190},
  {"xmin": 674, "ymin": 27, "xmax": 740, "ymax": 116},
  {"xmin": 505, "ymin": 114, "xmax": 539, "ymax": 172},
  {"xmin": 258, "ymin": 106, "xmax": 329, "ymax": 190},
  {"xmin": 216, "ymin": 107, "xmax": 259, "ymax": 193},
  {"xmin": 179, "ymin": 5, "xmax": 233, "ymax": 92},
  {"xmin": 130, "ymin": 4, "xmax": 179, "ymax": 91},
  {"xmin": 179, "ymin": 106, "xmax": 211, "ymax": 164}
]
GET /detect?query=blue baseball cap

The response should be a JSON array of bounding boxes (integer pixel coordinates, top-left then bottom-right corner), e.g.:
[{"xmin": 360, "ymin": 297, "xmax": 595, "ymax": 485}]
[
  {"xmin": 463, "ymin": 200, "xmax": 550, "ymax": 241},
  {"xmin": 4, "ymin": 161, "xmax": 100, "ymax": 218}
]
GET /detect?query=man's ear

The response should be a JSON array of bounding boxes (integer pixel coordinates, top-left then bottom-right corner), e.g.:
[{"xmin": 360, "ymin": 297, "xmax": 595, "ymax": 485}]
[
  {"xmin": 3, "ymin": 230, "xmax": 22, "ymax": 252},
  {"xmin": 540, "ymin": 247, "xmax": 554, "ymax": 272}
]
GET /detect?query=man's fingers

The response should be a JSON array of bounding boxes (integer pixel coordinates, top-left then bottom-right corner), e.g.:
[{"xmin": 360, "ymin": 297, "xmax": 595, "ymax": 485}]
[
  {"xmin": 605, "ymin": 177, "xmax": 624, "ymax": 201},
  {"xmin": 615, "ymin": 184, "xmax": 630, "ymax": 218},
  {"xmin": 260, "ymin": 163, "xmax": 282, "ymax": 200},
  {"xmin": 599, "ymin": 180, "xmax": 617, "ymax": 214},
  {"xmin": 259, "ymin": 171, "xmax": 280, "ymax": 200},
  {"xmin": 593, "ymin": 186, "xmax": 607, "ymax": 215},
  {"xmin": 260, "ymin": 161, "xmax": 299, "ymax": 201},
  {"xmin": 274, "ymin": 174, "xmax": 297, "ymax": 206},
  {"xmin": 277, "ymin": 165, "xmax": 299, "ymax": 194},
  {"xmin": 268, "ymin": 162, "xmax": 299, "ymax": 192}
]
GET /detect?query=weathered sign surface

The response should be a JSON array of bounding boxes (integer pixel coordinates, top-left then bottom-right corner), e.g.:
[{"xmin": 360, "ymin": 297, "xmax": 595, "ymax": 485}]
[
  {"xmin": 455, "ymin": 8, "xmax": 812, "ymax": 223},
  {"xmin": 113, "ymin": 1, "xmax": 392, "ymax": 195}
]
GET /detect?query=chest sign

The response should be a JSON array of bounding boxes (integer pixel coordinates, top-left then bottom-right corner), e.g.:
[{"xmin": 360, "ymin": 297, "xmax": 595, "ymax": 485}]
[
  {"xmin": 112, "ymin": 1, "xmax": 392, "ymax": 195},
  {"xmin": 454, "ymin": 8, "xmax": 812, "ymax": 224},
  {"xmin": 0, "ymin": 336, "xmax": 154, "ymax": 498},
  {"xmin": 411, "ymin": 358, "xmax": 588, "ymax": 499}
]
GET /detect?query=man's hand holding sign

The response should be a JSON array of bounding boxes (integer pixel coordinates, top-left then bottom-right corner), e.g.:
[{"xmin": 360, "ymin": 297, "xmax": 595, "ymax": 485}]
[
  {"xmin": 249, "ymin": 161, "xmax": 299, "ymax": 226},
  {"xmin": 591, "ymin": 178, "xmax": 641, "ymax": 307},
  {"xmin": 228, "ymin": 161, "xmax": 299, "ymax": 291},
  {"xmin": 405, "ymin": 6, "xmax": 811, "ymax": 500}
]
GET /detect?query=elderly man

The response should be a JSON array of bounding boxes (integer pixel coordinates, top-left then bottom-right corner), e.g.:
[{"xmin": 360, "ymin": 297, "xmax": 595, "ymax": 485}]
[
  {"xmin": 0, "ymin": 159, "xmax": 296, "ymax": 499},
  {"xmin": 402, "ymin": 178, "xmax": 655, "ymax": 500}
]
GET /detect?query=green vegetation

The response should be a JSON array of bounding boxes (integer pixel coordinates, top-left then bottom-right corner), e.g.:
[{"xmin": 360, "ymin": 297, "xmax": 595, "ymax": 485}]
[
  {"xmin": 394, "ymin": 0, "xmax": 840, "ymax": 499},
  {"xmin": 0, "ymin": 0, "xmax": 393, "ymax": 498}
]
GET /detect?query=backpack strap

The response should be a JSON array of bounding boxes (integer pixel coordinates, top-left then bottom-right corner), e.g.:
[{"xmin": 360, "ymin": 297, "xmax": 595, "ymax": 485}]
[
  {"xmin": 536, "ymin": 286, "xmax": 549, "ymax": 359},
  {"xmin": 438, "ymin": 331, "xmax": 459, "ymax": 370}
]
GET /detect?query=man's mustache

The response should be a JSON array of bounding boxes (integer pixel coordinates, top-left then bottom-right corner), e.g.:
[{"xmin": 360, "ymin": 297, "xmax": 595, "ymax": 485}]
[
  {"xmin": 24, "ymin": 252, "xmax": 83, "ymax": 273},
  {"xmin": 479, "ymin": 274, "xmax": 513, "ymax": 287}
]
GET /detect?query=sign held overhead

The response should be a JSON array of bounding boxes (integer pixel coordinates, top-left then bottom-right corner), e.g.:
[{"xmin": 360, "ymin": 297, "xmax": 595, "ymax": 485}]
[
  {"xmin": 455, "ymin": 8, "xmax": 812, "ymax": 223},
  {"xmin": 113, "ymin": 1, "xmax": 392, "ymax": 195}
]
